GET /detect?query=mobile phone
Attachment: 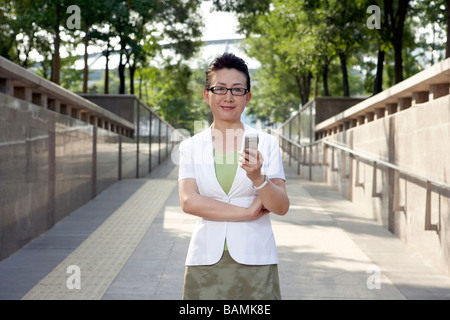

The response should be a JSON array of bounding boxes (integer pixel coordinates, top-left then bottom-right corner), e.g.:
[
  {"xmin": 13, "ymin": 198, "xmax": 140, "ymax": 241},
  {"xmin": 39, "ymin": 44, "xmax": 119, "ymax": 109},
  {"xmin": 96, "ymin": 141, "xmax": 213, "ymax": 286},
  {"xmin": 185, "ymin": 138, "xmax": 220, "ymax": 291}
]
[{"xmin": 244, "ymin": 134, "xmax": 259, "ymax": 154}]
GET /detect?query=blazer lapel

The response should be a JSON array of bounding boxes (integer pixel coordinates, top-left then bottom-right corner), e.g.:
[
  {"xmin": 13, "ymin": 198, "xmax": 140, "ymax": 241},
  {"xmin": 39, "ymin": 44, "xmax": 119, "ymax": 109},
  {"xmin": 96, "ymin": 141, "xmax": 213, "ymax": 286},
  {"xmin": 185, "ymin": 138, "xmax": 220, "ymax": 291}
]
[
  {"xmin": 199, "ymin": 126, "xmax": 228, "ymax": 197},
  {"xmin": 228, "ymin": 124, "xmax": 252, "ymax": 195}
]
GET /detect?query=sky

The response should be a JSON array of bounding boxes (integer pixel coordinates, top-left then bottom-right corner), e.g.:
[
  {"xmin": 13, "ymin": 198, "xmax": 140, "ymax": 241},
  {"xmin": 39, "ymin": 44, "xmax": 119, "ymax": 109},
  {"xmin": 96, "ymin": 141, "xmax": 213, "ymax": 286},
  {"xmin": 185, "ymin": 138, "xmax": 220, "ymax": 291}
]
[{"xmin": 199, "ymin": 0, "xmax": 243, "ymax": 41}]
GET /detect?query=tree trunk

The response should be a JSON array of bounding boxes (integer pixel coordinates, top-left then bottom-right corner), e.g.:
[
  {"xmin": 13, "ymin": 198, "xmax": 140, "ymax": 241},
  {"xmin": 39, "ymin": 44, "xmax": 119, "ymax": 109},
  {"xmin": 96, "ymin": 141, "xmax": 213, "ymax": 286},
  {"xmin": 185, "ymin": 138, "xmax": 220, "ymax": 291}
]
[
  {"xmin": 51, "ymin": 35, "xmax": 60, "ymax": 84},
  {"xmin": 82, "ymin": 22, "xmax": 89, "ymax": 93},
  {"xmin": 51, "ymin": 5, "xmax": 61, "ymax": 85},
  {"xmin": 339, "ymin": 51, "xmax": 349, "ymax": 97},
  {"xmin": 138, "ymin": 71, "xmax": 143, "ymax": 99},
  {"xmin": 118, "ymin": 41, "xmax": 126, "ymax": 94},
  {"xmin": 305, "ymin": 72, "xmax": 312, "ymax": 104},
  {"xmin": 314, "ymin": 74, "xmax": 318, "ymax": 98},
  {"xmin": 129, "ymin": 61, "xmax": 136, "ymax": 95},
  {"xmin": 446, "ymin": 0, "xmax": 450, "ymax": 58},
  {"xmin": 393, "ymin": 27, "xmax": 404, "ymax": 83},
  {"xmin": 322, "ymin": 56, "xmax": 330, "ymax": 96},
  {"xmin": 385, "ymin": 0, "xmax": 410, "ymax": 84},
  {"xmin": 374, "ymin": 47, "xmax": 385, "ymax": 94},
  {"xmin": 295, "ymin": 72, "xmax": 312, "ymax": 107},
  {"xmin": 104, "ymin": 47, "xmax": 109, "ymax": 94}
]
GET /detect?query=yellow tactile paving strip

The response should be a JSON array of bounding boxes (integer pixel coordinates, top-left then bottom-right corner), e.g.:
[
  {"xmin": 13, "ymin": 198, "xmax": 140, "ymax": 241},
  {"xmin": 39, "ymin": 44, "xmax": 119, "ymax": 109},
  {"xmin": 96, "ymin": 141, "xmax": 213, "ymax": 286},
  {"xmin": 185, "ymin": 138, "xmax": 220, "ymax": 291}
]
[{"xmin": 22, "ymin": 178, "xmax": 177, "ymax": 300}]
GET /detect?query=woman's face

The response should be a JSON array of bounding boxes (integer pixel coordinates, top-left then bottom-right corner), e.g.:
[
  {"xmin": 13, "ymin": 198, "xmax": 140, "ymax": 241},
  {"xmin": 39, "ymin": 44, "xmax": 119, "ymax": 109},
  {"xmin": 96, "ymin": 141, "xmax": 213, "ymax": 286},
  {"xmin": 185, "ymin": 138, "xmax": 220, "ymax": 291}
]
[{"xmin": 203, "ymin": 68, "xmax": 252, "ymax": 125}]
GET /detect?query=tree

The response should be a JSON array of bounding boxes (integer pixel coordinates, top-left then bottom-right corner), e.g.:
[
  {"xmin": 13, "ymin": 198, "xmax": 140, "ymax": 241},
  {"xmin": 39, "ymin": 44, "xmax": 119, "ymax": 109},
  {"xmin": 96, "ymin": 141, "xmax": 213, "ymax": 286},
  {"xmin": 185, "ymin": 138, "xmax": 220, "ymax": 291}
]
[
  {"xmin": 210, "ymin": 0, "xmax": 313, "ymax": 121},
  {"xmin": 42, "ymin": 0, "xmax": 67, "ymax": 85},
  {"xmin": 302, "ymin": 0, "xmax": 368, "ymax": 97},
  {"xmin": 384, "ymin": 0, "xmax": 411, "ymax": 83},
  {"xmin": 0, "ymin": 0, "xmax": 45, "ymax": 68},
  {"xmin": 108, "ymin": 0, "xmax": 203, "ymax": 95},
  {"xmin": 412, "ymin": 0, "xmax": 447, "ymax": 65},
  {"xmin": 0, "ymin": 0, "xmax": 71, "ymax": 84},
  {"xmin": 141, "ymin": 59, "xmax": 204, "ymax": 133},
  {"xmin": 73, "ymin": 0, "xmax": 110, "ymax": 93},
  {"xmin": 19, "ymin": 0, "xmax": 70, "ymax": 85},
  {"xmin": 213, "ymin": 0, "xmax": 368, "ymax": 112},
  {"xmin": 0, "ymin": 0, "xmax": 17, "ymax": 60}
]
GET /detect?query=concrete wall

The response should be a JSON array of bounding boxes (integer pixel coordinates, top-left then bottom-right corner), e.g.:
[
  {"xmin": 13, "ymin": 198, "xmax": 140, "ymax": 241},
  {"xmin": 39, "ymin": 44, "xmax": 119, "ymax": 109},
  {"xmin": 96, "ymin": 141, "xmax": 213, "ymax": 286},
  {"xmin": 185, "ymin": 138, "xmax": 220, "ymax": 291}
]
[
  {"xmin": 0, "ymin": 93, "xmax": 174, "ymax": 261},
  {"xmin": 80, "ymin": 94, "xmax": 171, "ymax": 175},
  {"xmin": 289, "ymin": 96, "xmax": 450, "ymax": 276}
]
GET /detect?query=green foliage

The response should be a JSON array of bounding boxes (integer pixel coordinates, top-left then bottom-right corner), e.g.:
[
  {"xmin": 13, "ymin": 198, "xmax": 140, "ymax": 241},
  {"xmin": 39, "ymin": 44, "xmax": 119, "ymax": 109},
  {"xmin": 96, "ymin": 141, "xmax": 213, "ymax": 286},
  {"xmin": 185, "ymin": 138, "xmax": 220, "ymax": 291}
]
[
  {"xmin": 2, "ymin": 0, "xmax": 449, "ymax": 128},
  {"xmin": 0, "ymin": 0, "xmax": 48, "ymax": 67},
  {"xmin": 0, "ymin": 0, "xmax": 205, "ymax": 129},
  {"xmin": 211, "ymin": 0, "xmax": 448, "ymax": 123},
  {"xmin": 60, "ymin": 54, "xmax": 84, "ymax": 91},
  {"xmin": 136, "ymin": 58, "xmax": 207, "ymax": 134}
]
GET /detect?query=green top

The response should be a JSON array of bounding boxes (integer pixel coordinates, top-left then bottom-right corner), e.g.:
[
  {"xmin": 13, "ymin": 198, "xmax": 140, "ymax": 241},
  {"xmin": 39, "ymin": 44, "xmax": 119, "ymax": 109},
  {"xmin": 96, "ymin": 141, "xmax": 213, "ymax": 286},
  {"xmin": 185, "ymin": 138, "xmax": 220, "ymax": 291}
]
[
  {"xmin": 213, "ymin": 150, "xmax": 239, "ymax": 251},
  {"xmin": 213, "ymin": 150, "xmax": 239, "ymax": 194}
]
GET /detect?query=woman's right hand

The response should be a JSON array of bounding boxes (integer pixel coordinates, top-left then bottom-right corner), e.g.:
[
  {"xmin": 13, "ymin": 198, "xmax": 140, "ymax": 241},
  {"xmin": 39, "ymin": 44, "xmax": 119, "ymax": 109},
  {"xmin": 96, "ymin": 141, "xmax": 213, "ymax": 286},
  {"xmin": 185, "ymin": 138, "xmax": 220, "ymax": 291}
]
[{"xmin": 244, "ymin": 196, "xmax": 269, "ymax": 221}]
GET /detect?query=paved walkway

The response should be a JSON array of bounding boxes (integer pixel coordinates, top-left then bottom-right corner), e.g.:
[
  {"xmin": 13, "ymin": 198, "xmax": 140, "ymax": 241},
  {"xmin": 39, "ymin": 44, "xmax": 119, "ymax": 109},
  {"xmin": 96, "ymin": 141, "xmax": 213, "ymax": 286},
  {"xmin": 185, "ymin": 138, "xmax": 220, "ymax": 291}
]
[{"xmin": 1, "ymin": 158, "xmax": 450, "ymax": 300}]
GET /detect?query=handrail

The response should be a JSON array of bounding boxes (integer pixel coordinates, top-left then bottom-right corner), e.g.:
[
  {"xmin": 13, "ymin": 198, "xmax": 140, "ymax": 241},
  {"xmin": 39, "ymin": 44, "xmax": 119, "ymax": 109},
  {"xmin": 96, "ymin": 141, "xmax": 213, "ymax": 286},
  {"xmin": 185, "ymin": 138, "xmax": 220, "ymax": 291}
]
[
  {"xmin": 270, "ymin": 129, "xmax": 304, "ymax": 148},
  {"xmin": 322, "ymin": 140, "xmax": 450, "ymax": 190},
  {"xmin": 270, "ymin": 128, "xmax": 450, "ymax": 190}
]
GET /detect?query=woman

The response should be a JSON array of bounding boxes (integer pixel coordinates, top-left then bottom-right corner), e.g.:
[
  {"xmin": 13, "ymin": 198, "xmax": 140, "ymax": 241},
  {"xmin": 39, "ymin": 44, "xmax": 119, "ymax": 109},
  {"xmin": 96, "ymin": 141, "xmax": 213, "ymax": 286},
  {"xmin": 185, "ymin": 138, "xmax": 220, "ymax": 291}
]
[{"xmin": 178, "ymin": 52, "xmax": 289, "ymax": 300}]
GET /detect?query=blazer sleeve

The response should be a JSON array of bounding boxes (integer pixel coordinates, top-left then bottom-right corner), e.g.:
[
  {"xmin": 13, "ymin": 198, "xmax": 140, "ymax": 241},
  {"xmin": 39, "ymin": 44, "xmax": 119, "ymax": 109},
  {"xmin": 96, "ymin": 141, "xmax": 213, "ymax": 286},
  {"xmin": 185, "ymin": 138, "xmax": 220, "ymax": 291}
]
[
  {"xmin": 265, "ymin": 134, "xmax": 286, "ymax": 181},
  {"xmin": 178, "ymin": 138, "xmax": 196, "ymax": 182}
]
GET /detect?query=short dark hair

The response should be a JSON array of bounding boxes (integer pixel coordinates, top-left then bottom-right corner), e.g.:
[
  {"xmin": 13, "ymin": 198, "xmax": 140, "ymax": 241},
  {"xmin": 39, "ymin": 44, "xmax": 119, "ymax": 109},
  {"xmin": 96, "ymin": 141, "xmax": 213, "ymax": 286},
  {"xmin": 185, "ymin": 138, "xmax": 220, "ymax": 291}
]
[{"xmin": 205, "ymin": 52, "xmax": 251, "ymax": 92}]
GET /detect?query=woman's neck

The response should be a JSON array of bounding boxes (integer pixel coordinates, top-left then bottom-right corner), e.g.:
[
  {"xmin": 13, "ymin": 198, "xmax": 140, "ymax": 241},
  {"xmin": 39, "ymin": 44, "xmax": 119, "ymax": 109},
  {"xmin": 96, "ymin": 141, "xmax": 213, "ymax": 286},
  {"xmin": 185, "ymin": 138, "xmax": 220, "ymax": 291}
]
[
  {"xmin": 211, "ymin": 121, "xmax": 244, "ymax": 153},
  {"xmin": 212, "ymin": 120, "xmax": 243, "ymax": 133}
]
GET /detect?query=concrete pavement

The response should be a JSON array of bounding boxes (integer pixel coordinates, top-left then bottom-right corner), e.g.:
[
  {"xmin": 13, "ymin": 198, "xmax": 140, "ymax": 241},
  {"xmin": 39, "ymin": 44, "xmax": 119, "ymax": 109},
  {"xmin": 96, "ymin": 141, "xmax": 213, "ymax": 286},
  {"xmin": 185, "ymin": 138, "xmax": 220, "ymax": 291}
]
[{"xmin": 0, "ymin": 158, "xmax": 449, "ymax": 299}]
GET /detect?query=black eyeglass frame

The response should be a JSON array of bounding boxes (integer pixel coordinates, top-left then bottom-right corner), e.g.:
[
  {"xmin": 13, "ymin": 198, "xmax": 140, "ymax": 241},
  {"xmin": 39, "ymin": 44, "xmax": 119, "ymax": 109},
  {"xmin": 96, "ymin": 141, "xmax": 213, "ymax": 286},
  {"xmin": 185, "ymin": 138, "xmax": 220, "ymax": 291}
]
[{"xmin": 207, "ymin": 86, "xmax": 249, "ymax": 96}]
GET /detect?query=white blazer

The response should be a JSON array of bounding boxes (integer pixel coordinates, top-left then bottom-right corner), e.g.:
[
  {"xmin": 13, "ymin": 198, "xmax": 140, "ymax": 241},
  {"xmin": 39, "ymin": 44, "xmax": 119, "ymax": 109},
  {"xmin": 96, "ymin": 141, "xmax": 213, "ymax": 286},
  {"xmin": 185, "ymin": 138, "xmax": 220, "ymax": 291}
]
[{"xmin": 178, "ymin": 124, "xmax": 285, "ymax": 266}]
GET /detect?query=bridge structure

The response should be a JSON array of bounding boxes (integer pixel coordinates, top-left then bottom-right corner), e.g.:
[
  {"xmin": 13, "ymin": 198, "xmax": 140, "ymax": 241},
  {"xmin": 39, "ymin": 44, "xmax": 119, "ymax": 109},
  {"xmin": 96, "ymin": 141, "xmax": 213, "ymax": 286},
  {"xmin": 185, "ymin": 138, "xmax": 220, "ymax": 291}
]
[{"xmin": 0, "ymin": 56, "xmax": 450, "ymax": 300}]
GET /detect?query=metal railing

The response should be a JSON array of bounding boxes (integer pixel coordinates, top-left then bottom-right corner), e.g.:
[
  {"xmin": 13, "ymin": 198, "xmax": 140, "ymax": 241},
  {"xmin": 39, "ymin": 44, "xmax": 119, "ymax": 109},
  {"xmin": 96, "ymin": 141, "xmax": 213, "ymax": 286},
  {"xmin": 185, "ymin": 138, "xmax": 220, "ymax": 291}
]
[{"xmin": 271, "ymin": 128, "xmax": 450, "ymax": 232}]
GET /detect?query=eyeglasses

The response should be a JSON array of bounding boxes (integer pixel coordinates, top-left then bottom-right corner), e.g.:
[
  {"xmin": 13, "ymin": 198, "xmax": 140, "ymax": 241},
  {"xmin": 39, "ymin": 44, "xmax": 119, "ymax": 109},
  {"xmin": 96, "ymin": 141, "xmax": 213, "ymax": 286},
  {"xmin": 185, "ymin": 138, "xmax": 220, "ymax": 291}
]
[{"xmin": 207, "ymin": 86, "xmax": 249, "ymax": 96}]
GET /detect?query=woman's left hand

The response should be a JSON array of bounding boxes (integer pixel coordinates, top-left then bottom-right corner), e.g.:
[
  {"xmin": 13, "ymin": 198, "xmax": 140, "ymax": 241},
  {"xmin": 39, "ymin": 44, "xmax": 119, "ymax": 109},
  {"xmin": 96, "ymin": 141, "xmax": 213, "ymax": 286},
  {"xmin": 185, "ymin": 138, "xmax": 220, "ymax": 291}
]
[
  {"xmin": 239, "ymin": 148, "xmax": 290, "ymax": 216},
  {"xmin": 239, "ymin": 149, "xmax": 263, "ymax": 185}
]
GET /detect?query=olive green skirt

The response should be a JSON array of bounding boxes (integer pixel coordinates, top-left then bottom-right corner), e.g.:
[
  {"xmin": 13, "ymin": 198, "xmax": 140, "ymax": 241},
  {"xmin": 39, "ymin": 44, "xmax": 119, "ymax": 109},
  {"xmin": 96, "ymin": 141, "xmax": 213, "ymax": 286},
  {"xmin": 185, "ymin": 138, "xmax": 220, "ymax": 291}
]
[{"xmin": 182, "ymin": 250, "xmax": 281, "ymax": 300}]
